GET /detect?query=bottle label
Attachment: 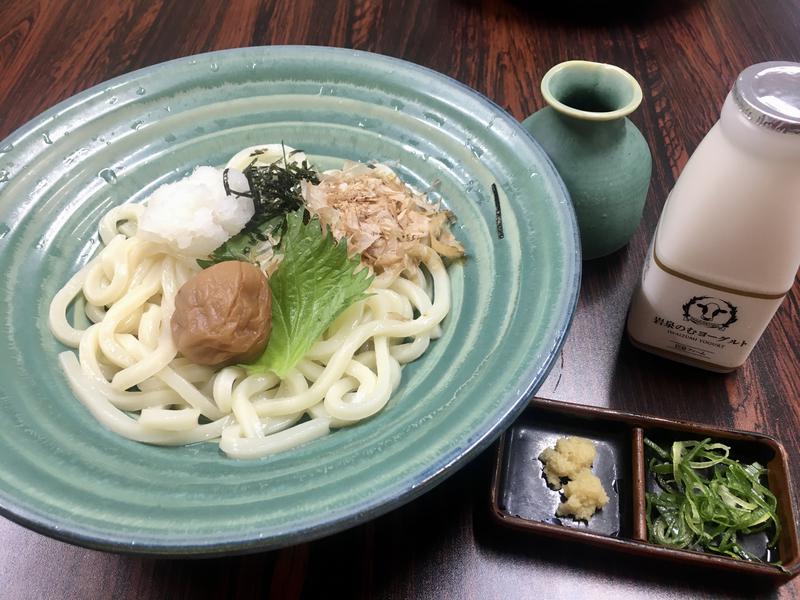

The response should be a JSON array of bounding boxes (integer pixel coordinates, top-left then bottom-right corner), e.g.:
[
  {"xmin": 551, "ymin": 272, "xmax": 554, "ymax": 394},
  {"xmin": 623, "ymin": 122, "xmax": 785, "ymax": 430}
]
[{"xmin": 627, "ymin": 243, "xmax": 786, "ymax": 370}]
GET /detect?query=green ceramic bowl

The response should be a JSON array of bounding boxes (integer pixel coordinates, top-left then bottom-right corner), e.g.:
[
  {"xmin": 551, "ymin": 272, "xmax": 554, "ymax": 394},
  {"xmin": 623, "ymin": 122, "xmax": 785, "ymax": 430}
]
[{"xmin": 0, "ymin": 47, "xmax": 579, "ymax": 555}]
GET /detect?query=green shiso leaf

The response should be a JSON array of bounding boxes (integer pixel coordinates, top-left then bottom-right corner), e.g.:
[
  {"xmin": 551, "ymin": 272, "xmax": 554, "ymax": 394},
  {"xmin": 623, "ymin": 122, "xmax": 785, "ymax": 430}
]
[{"xmin": 244, "ymin": 211, "xmax": 373, "ymax": 378}]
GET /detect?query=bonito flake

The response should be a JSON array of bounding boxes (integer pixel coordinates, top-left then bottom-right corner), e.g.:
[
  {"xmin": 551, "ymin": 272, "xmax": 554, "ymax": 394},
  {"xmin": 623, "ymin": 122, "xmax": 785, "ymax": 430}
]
[{"xmin": 302, "ymin": 162, "xmax": 464, "ymax": 274}]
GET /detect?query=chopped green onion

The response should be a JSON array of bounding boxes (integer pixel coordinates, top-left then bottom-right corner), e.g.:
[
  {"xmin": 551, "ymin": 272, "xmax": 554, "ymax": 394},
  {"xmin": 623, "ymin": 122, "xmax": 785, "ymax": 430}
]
[{"xmin": 645, "ymin": 437, "xmax": 781, "ymax": 564}]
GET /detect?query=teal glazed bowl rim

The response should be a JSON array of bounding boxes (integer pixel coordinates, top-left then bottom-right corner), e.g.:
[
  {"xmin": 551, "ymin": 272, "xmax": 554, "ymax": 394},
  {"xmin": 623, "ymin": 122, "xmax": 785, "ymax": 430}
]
[{"xmin": 0, "ymin": 46, "xmax": 580, "ymax": 556}]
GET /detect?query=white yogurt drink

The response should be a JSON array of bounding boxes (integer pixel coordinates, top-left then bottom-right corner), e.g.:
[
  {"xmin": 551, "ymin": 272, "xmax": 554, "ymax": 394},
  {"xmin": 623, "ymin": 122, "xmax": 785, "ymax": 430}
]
[{"xmin": 627, "ymin": 62, "xmax": 800, "ymax": 372}]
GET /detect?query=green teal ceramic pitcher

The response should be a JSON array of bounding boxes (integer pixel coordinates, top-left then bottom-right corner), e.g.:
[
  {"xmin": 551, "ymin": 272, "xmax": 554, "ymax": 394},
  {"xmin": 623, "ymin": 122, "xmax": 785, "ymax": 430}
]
[{"xmin": 522, "ymin": 60, "xmax": 652, "ymax": 260}]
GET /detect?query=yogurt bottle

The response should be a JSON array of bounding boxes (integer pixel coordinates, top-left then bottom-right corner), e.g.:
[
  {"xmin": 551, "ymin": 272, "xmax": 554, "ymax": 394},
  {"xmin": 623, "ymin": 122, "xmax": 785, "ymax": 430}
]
[{"xmin": 627, "ymin": 62, "xmax": 800, "ymax": 372}]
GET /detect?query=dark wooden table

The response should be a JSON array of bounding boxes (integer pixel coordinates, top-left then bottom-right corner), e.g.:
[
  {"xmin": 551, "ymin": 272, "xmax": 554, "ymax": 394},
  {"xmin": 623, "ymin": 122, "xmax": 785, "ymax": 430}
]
[{"xmin": 2, "ymin": 0, "xmax": 799, "ymax": 598}]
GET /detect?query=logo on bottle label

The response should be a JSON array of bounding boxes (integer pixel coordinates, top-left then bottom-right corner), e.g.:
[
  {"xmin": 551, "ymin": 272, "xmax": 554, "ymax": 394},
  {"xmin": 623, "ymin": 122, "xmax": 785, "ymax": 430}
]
[{"xmin": 682, "ymin": 296, "xmax": 738, "ymax": 330}]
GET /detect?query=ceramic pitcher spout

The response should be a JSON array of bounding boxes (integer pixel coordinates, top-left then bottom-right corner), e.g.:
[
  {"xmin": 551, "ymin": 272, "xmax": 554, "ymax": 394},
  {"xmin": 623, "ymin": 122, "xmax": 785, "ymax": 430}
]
[
  {"xmin": 541, "ymin": 60, "xmax": 643, "ymax": 121},
  {"xmin": 523, "ymin": 60, "xmax": 652, "ymax": 260}
]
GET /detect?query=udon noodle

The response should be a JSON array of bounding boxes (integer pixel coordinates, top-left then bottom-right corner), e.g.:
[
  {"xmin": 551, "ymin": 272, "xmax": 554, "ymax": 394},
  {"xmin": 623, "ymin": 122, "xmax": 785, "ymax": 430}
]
[{"xmin": 49, "ymin": 197, "xmax": 451, "ymax": 458}]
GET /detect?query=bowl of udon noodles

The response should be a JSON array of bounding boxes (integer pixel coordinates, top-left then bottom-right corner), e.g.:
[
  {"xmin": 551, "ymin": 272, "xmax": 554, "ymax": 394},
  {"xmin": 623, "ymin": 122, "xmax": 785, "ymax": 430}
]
[{"xmin": 0, "ymin": 46, "xmax": 579, "ymax": 555}]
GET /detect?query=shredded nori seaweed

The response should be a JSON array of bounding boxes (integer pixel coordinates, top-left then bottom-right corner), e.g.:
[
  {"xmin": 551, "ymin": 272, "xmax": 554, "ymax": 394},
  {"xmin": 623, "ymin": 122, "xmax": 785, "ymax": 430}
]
[{"xmin": 200, "ymin": 145, "xmax": 319, "ymax": 267}]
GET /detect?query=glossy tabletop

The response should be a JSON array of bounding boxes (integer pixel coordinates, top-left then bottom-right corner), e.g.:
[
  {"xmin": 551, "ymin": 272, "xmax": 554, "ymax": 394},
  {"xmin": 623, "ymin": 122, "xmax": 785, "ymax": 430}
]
[{"xmin": 1, "ymin": 1, "xmax": 799, "ymax": 598}]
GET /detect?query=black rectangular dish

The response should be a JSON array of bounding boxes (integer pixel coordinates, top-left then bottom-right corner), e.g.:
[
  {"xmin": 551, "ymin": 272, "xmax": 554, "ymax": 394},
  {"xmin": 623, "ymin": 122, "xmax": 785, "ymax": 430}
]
[{"xmin": 490, "ymin": 398, "xmax": 800, "ymax": 580}]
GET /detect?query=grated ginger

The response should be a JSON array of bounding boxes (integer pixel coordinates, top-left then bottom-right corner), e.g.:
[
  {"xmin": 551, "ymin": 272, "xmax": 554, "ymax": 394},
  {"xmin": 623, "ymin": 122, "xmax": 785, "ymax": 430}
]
[
  {"xmin": 556, "ymin": 469, "xmax": 609, "ymax": 521},
  {"xmin": 538, "ymin": 436, "xmax": 596, "ymax": 489},
  {"xmin": 302, "ymin": 162, "xmax": 464, "ymax": 274},
  {"xmin": 539, "ymin": 436, "xmax": 609, "ymax": 521}
]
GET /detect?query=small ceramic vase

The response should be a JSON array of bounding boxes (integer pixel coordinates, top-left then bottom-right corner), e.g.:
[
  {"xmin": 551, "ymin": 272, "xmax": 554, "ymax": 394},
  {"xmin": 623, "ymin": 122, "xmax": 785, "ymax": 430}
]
[{"xmin": 522, "ymin": 60, "xmax": 652, "ymax": 260}]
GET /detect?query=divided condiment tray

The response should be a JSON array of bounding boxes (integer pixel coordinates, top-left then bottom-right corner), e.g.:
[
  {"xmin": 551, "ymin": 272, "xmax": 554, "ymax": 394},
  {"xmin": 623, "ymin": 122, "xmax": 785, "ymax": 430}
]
[{"xmin": 490, "ymin": 398, "xmax": 800, "ymax": 579}]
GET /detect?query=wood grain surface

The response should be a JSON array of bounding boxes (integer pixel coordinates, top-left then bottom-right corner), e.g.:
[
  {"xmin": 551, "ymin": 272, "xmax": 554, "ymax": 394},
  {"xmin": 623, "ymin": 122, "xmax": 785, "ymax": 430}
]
[{"xmin": 2, "ymin": 0, "xmax": 799, "ymax": 598}]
